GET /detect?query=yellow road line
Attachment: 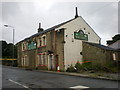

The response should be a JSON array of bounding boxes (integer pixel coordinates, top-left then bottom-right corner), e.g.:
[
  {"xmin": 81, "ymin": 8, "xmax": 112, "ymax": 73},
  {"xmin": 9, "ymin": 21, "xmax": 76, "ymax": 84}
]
[{"xmin": 0, "ymin": 59, "xmax": 17, "ymax": 60}]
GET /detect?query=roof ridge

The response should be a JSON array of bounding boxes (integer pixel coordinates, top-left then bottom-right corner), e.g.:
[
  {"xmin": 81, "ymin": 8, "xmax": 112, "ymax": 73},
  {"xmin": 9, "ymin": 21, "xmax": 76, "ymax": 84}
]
[
  {"xmin": 44, "ymin": 17, "xmax": 77, "ymax": 31},
  {"xmin": 22, "ymin": 17, "xmax": 78, "ymax": 41},
  {"xmin": 108, "ymin": 39, "xmax": 120, "ymax": 46},
  {"xmin": 85, "ymin": 42, "xmax": 116, "ymax": 51}
]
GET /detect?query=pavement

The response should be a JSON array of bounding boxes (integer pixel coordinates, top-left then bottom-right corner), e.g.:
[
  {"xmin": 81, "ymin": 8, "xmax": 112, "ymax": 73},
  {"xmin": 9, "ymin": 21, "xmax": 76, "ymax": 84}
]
[{"xmin": 33, "ymin": 69, "xmax": 119, "ymax": 81}]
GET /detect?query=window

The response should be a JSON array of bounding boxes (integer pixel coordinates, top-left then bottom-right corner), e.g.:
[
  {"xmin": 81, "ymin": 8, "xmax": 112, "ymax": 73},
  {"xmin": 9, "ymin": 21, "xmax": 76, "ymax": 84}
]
[
  {"xmin": 26, "ymin": 43, "xmax": 28, "ymax": 50},
  {"xmin": 40, "ymin": 39, "xmax": 42, "ymax": 46},
  {"xmin": 37, "ymin": 38, "xmax": 42, "ymax": 47},
  {"xmin": 40, "ymin": 55, "xmax": 43, "ymax": 64},
  {"xmin": 43, "ymin": 54, "xmax": 46, "ymax": 65},
  {"xmin": 36, "ymin": 55, "xmax": 39, "ymax": 67},
  {"xmin": 79, "ymin": 30, "xmax": 84, "ymax": 35},
  {"xmin": 25, "ymin": 42, "xmax": 27, "ymax": 50},
  {"xmin": 22, "ymin": 57, "xmax": 24, "ymax": 66},
  {"xmin": 99, "ymin": 40, "xmax": 101, "ymax": 44},
  {"xmin": 42, "ymin": 36, "xmax": 46, "ymax": 46},
  {"xmin": 22, "ymin": 55, "xmax": 28, "ymax": 66},
  {"xmin": 22, "ymin": 42, "xmax": 28, "ymax": 50},
  {"xmin": 22, "ymin": 42, "xmax": 25, "ymax": 51},
  {"xmin": 41, "ymin": 54, "xmax": 46, "ymax": 65},
  {"xmin": 38, "ymin": 53, "xmax": 46, "ymax": 66},
  {"xmin": 113, "ymin": 53, "xmax": 116, "ymax": 60},
  {"xmin": 38, "ymin": 55, "xmax": 42, "ymax": 65},
  {"xmin": 24, "ymin": 55, "xmax": 28, "ymax": 66}
]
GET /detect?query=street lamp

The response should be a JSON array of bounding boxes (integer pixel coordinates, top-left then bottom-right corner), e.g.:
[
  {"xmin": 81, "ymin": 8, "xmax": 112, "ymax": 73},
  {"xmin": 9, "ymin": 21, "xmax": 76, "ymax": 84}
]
[{"xmin": 4, "ymin": 24, "xmax": 15, "ymax": 66}]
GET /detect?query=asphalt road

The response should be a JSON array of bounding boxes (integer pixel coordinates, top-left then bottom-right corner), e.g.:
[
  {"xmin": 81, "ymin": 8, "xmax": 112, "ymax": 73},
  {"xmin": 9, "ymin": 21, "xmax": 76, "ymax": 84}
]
[{"xmin": 2, "ymin": 66, "xmax": 120, "ymax": 89}]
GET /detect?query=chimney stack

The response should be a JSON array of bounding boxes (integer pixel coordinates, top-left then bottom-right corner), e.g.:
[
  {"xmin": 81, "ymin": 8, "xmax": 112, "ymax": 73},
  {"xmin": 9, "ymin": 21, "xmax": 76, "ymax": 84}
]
[
  {"xmin": 38, "ymin": 23, "xmax": 43, "ymax": 32},
  {"xmin": 75, "ymin": 7, "xmax": 79, "ymax": 18},
  {"xmin": 39, "ymin": 23, "xmax": 41, "ymax": 28}
]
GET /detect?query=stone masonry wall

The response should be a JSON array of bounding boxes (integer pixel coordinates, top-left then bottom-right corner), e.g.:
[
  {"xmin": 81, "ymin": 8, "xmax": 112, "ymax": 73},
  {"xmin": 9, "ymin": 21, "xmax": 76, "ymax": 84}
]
[{"xmin": 82, "ymin": 42, "xmax": 118, "ymax": 66}]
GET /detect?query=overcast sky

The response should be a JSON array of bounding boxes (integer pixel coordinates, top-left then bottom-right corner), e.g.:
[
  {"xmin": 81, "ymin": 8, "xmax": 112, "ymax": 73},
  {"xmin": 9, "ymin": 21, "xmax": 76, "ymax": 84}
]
[{"xmin": 1, "ymin": 1, "xmax": 118, "ymax": 45}]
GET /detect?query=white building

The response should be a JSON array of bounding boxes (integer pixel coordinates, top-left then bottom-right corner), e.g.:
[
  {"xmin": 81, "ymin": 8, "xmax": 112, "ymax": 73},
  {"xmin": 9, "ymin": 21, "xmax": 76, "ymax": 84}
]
[
  {"xmin": 55, "ymin": 8, "xmax": 101, "ymax": 70},
  {"xmin": 17, "ymin": 7, "xmax": 101, "ymax": 71}
]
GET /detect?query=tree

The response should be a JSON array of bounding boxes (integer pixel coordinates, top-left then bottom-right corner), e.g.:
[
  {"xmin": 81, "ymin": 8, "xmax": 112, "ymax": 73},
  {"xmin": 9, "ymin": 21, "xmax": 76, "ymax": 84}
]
[
  {"xmin": 107, "ymin": 34, "xmax": 120, "ymax": 45},
  {"xmin": 0, "ymin": 40, "xmax": 17, "ymax": 58},
  {"xmin": 112, "ymin": 34, "xmax": 120, "ymax": 42}
]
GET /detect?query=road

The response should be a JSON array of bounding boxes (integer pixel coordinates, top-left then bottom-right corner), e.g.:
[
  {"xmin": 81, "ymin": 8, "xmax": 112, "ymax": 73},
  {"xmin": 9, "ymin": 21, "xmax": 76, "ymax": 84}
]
[{"xmin": 2, "ymin": 66, "xmax": 120, "ymax": 89}]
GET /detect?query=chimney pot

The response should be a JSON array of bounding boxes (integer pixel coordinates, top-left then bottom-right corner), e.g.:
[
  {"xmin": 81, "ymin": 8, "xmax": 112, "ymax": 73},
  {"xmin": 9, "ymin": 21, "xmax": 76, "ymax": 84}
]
[
  {"xmin": 38, "ymin": 23, "xmax": 43, "ymax": 32},
  {"xmin": 75, "ymin": 7, "xmax": 79, "ymax": 18}
]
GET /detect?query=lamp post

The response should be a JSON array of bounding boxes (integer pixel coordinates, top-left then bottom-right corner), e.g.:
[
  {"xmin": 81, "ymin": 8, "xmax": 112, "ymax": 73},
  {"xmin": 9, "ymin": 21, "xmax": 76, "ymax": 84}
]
[{"xmin": 4, "ymin": 25, "xmax": 15, "ymax": 66}]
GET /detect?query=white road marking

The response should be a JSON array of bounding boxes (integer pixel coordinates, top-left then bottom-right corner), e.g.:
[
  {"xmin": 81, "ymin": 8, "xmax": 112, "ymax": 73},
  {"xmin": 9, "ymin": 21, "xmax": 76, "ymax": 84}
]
[
  {"xmin": 8, "ymin": 79, "xmax": 29, "ymax": 88},
  {"xmin": 70, "ymin": 85, "xmax": 89, "ymax": 89}
]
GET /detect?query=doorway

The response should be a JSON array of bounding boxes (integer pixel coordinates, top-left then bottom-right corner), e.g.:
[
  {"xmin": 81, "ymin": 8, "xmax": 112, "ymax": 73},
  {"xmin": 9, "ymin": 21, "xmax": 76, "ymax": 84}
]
[
  {"xmin": 55, "ymin": 55, "xmax": 59, "ymax": 70},
  {"xmin": 48, "ymin": 54, "xmax": 53, "ymax": 70}
]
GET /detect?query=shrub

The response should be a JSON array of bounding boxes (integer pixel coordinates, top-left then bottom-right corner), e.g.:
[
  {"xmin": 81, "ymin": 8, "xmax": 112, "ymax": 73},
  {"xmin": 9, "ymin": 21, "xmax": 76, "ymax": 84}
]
[
  {"xmin": 92, "ymin": 64, "xmax": 104, "ymax": 71},
  {"xmin": 66, "ymin": 65, "xmax": 76, "ymax": 72},
  {"xmin": 82, "ymin": 62, "xmax": 92, "ymax": 71},
  {"xmin": 75, "ymin": 62, "xmax": 84, "ymax": 72},
  {"xmin": 74, "ymin": 61, "xmax": 93, "ymax": 72},
  {"xmin": 91, "ymin": 61, "xmax": 119, "ymax": 73},
  {"xmin": 104, "ymin": 61, "xmax": 119, "ymax": 73}
]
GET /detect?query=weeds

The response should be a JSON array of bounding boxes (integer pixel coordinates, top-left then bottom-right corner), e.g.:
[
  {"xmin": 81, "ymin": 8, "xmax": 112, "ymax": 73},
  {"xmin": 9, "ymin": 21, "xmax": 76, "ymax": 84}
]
[{"xmin": 66, "ymin": 60, "xmax": 119, "ymax": 73}]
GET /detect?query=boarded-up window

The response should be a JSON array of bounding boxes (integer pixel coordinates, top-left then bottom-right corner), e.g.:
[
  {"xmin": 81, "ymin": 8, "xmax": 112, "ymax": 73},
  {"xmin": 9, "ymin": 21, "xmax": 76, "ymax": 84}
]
[{"xmin": 113, "ymin": 53, "xmax": 116, "ymax": 60}]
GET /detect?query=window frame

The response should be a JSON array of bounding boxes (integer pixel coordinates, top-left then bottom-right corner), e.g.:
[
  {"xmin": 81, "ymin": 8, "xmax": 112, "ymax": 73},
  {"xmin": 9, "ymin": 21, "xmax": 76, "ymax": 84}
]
[{"xmin": 42, "ymin": 35, "xmax": 46, "ymax": 46}]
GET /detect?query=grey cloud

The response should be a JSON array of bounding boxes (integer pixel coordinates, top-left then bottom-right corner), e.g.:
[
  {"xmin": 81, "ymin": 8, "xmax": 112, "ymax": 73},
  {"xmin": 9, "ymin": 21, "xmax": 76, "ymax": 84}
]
[{"xmin": 2, "ymin": 2, "xmax": 118, "ymax": 45}]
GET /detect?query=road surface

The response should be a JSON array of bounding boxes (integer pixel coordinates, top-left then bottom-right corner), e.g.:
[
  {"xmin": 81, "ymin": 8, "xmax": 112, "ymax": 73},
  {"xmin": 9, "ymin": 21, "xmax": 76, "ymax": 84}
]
[{"xmin": 2, "ymin": 66, "xmax": 120, "ymax": 89}]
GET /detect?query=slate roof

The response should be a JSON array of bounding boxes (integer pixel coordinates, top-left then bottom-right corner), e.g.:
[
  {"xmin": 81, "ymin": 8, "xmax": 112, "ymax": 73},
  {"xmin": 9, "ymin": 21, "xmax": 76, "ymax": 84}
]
[
  {"xmin": 20, "ymin": 17, "xmax": 76, "ymax": 42},
  {"xmin": 85, "ymin": 42, "xmax": 117, "ymax": 51}
]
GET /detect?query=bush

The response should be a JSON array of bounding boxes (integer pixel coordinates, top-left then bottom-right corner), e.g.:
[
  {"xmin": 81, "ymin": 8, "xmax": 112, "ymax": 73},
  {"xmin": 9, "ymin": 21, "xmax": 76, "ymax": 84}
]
[
  {"xmin": 104, "ymin": 61, "xmax": 119, "ymax": 73},
  {"xmin": 66, "ymin": 65, "xmax": 76, "ymax": 72},
  {"xmin": 92, "ymin": 64, "xmax": 104, "ymax": 71},
  {"xmin": 66, "ymin": 60, "xmax": 119, "ymax": 73},
  {"xmin": 75, "ymin": 62, "xmax": 84, "ymax": 72},
  {"xmin": 74, "ymin": 61, "xmax": 93, "ymax": 72},
  {"xmin": 82, "ymin": 62, "xmax": 92, "ymax": 71},
  {"xmin": 91, "ymin": 61, "xmax": 119, "ymax": 73}
]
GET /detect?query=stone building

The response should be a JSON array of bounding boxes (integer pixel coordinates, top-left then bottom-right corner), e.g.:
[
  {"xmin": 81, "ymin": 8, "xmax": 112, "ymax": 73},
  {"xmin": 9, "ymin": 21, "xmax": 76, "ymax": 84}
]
[
  {"xmin": 82, "ymin": 42, "xmax": 120, "ymax": 66},
  {"xmin": 17, "ymin": 8, "xmax": 101, "ymax": 71}
]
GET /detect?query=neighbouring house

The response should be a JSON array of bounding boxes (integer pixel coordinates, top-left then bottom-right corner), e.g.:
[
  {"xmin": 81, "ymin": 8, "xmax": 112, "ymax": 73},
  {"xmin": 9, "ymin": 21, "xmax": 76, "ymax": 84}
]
[
  {"xmin": 17, "ymin": 7, "xmax": 101, "ymax": 71},
  {"xmin": 108, "ymin": 40, "xmax": 120, "ymax": 50},
  {"xmin": 82, "ymin": 42, "xmax": 120, "ymax": 66}
]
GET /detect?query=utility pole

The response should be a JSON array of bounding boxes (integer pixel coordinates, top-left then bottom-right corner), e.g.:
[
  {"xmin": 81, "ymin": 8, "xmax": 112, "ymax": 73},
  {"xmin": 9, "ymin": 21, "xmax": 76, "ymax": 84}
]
[{"xmin": 4, "ymin": 25, "xmax": 15, "ymax": 66}]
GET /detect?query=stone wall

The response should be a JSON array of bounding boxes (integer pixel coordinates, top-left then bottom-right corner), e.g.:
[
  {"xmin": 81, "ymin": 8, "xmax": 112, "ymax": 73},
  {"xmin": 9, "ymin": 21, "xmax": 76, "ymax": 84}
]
[{"xmin": 82, "ymin": 42, "xmax": 119, "ymax": 66}]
